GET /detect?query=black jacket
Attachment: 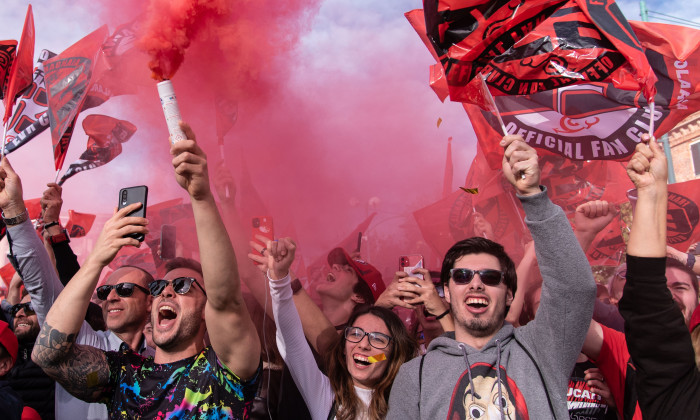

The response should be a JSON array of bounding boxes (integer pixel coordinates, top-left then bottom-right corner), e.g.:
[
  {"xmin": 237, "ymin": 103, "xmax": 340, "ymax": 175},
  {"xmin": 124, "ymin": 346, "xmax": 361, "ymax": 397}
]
[
  {"xmin": 2, "ymin": 340, "xmax": 55, "ymax": 420},
  {"xmin": 619, "ymin": 255, "xmax": 700, "ymax": 419}
]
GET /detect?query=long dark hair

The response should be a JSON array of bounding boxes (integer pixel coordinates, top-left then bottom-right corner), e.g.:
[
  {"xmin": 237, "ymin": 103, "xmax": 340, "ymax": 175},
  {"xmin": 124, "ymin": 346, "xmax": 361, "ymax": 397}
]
[{"xmin": 326, "ymin": 305, "xmax": 417, "ymax": 420}]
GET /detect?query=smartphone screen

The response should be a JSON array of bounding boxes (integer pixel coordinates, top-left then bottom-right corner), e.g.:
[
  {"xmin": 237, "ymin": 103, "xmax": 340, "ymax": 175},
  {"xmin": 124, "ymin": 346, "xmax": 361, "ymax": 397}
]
[
  {"xmin": 118, "ymin": 186, "xmax": 148, "ymax": 242},
  {"xmin": 399, "ymin": 255, "xmax": 424, "ymax": 279}
]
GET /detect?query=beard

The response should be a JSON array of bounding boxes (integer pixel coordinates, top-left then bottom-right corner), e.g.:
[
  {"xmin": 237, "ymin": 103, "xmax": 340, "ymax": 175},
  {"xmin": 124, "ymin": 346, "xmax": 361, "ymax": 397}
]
[
  {"xmin": 153, "ymin": 311, "xmax": 203, "ymax": 351},
  {"xmin": 451, "ymin": 301, "xmax": 507, "ymax": 339},
  {"xmin": 14, "ymin": 322, "xmax": 39, "ymax": 344}
]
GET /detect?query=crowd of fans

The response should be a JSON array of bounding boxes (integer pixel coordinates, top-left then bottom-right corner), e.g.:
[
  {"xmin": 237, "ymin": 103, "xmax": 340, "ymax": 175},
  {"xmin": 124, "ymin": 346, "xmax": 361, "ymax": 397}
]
[{"xmin": 0, "ymin": 125, "xmax": 698, "ymax": 420}]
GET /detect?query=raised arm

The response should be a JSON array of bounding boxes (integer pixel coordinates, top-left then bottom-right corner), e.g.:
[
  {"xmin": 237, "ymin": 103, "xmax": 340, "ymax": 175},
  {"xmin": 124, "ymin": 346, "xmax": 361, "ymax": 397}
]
[
  {"xmin": 574, "ymin": 200, "xmax": 618, "ymax": 253},
  {"xmin": 41, "ymin": 182, "xmax": 81, "ymax": 285},
  {"xmin": 171, "ymin": 122, "xmax": 260, "ymax": 379},
  {"xmin": 31, "ymin": 203, "xmax": 148, "ymax": 400}
]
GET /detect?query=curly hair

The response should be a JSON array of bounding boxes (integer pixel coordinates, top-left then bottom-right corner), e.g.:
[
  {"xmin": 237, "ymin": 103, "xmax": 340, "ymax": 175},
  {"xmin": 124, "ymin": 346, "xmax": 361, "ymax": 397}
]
[{"xmin": 326, "ymin": 305, "xmax": 417, "ymax": 420}]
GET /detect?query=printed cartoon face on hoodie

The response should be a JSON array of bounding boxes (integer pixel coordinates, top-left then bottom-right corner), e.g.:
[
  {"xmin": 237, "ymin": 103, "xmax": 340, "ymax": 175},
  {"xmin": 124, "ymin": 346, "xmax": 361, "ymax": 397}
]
[
  {"xmin": 445, "ymin": 253, "xmax": 513, "ymax": 345},
  {"xmin": 447, "ymin": 363, "xmax": 528, "ymax": 420}
]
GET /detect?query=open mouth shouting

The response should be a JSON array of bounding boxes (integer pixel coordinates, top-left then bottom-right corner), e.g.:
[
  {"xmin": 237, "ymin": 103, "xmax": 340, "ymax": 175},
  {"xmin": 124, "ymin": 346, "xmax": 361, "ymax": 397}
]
[
  {"xmin": 353, "ymin": 353, "xmax": 372, "ymax": 367},
  {"xmin": 465, "ymin": 295, "xmax": 490, "ymax": 314},
  {"xmin": 157, "ymin": 302, "xmax": 179, "ymax": 330}
]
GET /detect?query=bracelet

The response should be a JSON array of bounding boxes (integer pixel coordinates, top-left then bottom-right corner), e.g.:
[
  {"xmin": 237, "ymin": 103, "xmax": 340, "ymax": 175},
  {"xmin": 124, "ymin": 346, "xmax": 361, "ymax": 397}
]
[
  {"xmin": 48, "ymin": 229, "xmax": 70, "ymax": 245},
  {"xmin": 2, "ymin": 209, "xmax": 28, "ymax": 226},
  {"xmin": 687, "ymin": 253, "xmax": 696, "ymax": 270},
  {"xmin": 43, "ymin": 221, "xmax": 60, "ymax": 229},
  {"xmin": 434, "ymin": 308, "xmax": 451, "ymax": 320}
]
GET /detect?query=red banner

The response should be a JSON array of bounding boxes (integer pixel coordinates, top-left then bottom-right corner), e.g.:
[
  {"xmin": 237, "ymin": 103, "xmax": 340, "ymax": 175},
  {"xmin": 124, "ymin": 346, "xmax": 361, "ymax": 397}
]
[
  {"xmin": 24, "ymin": 197, "xmax": 41, "ymax": 220},
  {"xmin": 0, "ymin": 262, "xmax": 16, "ymax": 288},
  {"xmin": 44, "ymin": 25, "xmax": 108, "ymax": 170},
  {"xmin": 463, "ymin": 21, "xmax": 700, "ymax": 165},
  {"xmin": 58, "ymin": 115, "xmax": 137, "ymax": 185},
  {"xmin": 420, "ymin": 0, "xmax": 655, "ymax": 104},
  {"xmin": 2, "ymin": 5, "xmax": 34, "ymax": 124},
  {"xmin": 65, "ymin": 210, "xmax": 96, "ymax": 238},
  {"xmin": 0, "ymin": 40, "xmax": 17, "ymax": 100},
  {"xmin": 664, "ymin": 179, "xmax": 700, "ymax": 253}
]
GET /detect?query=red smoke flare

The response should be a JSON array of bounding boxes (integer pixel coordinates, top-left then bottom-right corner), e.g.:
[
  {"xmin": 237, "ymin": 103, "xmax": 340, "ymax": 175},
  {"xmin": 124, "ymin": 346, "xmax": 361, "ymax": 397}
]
[{"xmin": 139, "ymin": 0, "xmax": 232, "ymax": 81}]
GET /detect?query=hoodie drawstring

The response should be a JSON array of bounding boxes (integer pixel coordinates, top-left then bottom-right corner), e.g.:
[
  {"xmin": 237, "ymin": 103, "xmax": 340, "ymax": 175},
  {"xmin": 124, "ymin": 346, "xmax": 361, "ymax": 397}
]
[
  {"xmin": 459, "ymin": 341, "xmax": 507, "ymax": 420},
  {"xmin": 458, "ymin": 343, "xmax": 476, "ymax": 403},
  {"xmin": 496, "ymin": 339, "xmax": 505, "ymax": 420}
]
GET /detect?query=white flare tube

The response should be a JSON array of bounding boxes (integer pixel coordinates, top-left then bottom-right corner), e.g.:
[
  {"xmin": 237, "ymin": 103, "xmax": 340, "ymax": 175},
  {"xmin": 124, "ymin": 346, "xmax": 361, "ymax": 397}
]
[{"xmin": 157, "ymin": 80, "xmax": 187, "ymax": 144}]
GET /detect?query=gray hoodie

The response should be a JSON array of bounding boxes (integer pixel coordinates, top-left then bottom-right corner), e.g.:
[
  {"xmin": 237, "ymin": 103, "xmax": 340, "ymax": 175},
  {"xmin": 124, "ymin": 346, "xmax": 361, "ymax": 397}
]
[{"xmin": 388, "ymin": 188, "xmax": 596, "ymax": 420}]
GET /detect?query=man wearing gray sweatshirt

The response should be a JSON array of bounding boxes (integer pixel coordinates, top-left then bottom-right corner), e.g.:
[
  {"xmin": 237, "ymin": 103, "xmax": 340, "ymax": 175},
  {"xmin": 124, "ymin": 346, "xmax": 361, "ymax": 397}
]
[{"xmin": 388, "ymin": 135, "xmax": 596, "ymax": 419}]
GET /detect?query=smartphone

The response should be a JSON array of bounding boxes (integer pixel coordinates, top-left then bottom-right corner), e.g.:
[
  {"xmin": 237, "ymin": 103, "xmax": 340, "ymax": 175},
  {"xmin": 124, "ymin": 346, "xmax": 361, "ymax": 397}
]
[
  {"xmin": 160, "ymin": 224, "xmax": 176, "ymax": 259},
  {"xmin": 399, "ymin": 254, "xmax": 424, "ymax": 280},
  {"xmin": 251, "ymin": 216, "xmax": 274, "ymax": 259},
  {"xmin": 118, "ymin": 186, "xmax": 148, "ymax": 242}
]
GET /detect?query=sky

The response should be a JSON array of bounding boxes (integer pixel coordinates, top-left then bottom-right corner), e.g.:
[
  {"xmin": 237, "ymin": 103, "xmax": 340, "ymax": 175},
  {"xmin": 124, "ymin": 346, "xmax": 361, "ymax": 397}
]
[{"xmin": 1, "ymin": 0, "xmax": 699, "ymax": 279}]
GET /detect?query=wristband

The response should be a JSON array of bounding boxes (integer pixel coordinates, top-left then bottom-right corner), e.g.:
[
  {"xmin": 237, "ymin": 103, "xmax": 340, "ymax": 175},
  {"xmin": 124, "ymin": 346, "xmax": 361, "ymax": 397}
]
[
  {"xmin": 687, "ymin": 253, "xmax": 696, "ymax": 270},
  {"xmin": 2, "ymin": 209, "xmax": 28, "ymax": 226},
  {"xmin": 434, "ymin": 308, "xmax": 451, "ymax": 320},
  {"xmin": 48, "ymin": 229, "xmax": 70, "ymax": 245},
  {"xmin": 43, "ymin": 221, "xmax": 60, "ymax": 230}
]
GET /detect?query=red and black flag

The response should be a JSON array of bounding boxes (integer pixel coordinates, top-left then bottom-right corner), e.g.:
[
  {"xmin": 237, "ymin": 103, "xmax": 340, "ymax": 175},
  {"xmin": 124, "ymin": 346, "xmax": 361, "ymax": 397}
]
[
  {"xmin": 3, "ymin": 50, "xmax": 56, "ymax": 154},
  {"xmin": 65, "ymin": 210, "xmax": 96, "ymax": 238},
  {"xmin": 464, "ymin": 20, "xmax": 700, "ymax": 166},
  {"xmin": 44, "ymin": 25, "xmax": 109, "ymax": 171},
  {"xmin": 420, "ymin": 0, "xmax": 656, "ymax": 104},
  {"xmin": 58, "ymin": 115, "xmax": 137, "ymax": 185},
  {"xmin": 0, "ymin": 40, "xmax": 17, "ymax": 100},
  {"xmin": 2, "ymin": 5, "xmax": 34, "ymax": 124}
]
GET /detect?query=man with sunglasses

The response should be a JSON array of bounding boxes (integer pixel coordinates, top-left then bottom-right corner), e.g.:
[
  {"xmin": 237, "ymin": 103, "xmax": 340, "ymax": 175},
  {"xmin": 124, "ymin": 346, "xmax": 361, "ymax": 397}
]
[
  {"xmin": 389, "ymin": 135, "xmax": 596, "ymax": 419},
  {"xmin": 0, "ymin": 156, "xmax": 157, "ymax": 419},
  {"xmin": 32, "ymin": 122, "xmax": 261, "ymax": 419}
]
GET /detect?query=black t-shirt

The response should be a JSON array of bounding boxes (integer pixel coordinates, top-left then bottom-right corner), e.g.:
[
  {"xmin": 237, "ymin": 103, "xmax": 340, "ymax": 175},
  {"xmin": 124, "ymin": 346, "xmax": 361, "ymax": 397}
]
[
  {"xmin": 100, "ymin": 345, "xmax": 260, "ymax": 419},
  {"xmin": 568, "ymin": 360, "xmax": 617, "ymax": 420}
]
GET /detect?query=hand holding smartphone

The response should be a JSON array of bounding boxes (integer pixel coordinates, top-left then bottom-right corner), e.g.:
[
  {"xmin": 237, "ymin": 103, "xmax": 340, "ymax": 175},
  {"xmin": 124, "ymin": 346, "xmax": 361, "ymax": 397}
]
[
  {"xmin": 251, "ymin": 216, "xmax": 274, "ymax": 260},
  {"xmin": 399, "ymin": 255, "xmax": 424, "ymax": 280},
  {"xmin": 118, "ymin": 186, "xmax": 148, "ymax": 242}
]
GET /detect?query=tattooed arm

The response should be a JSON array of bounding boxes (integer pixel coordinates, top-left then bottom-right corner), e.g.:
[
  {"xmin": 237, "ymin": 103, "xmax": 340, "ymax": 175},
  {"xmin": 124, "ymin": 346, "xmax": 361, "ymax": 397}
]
[{"xmin": 32, "ymin": 322, "xmax": 112, "ymax": 402}]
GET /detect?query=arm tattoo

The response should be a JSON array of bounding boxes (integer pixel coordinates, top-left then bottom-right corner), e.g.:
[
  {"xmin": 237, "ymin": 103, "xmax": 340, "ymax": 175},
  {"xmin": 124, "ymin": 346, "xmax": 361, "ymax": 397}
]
[{"xmin": 32, "ymin": 322, "xmax": 112, "ymax": 401}]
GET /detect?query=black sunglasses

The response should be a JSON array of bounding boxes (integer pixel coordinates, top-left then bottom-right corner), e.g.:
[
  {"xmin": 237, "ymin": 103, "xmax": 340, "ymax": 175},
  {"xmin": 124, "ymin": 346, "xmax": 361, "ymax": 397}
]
[
  {"xmin": 10, "ymin": 302, "xmax": 34, "ymax": 317},
  {"xmin": 96, "ymin": 282, "xmax": 150, "ymax": 301},
  {"xmin": 450, "ymin": 268, "xmax": 504, "ymax": 286},
  {"xmin": 344, "ymin": 326, "xmax": 392, "ymax": 349},
  {"xmin": 149, "ymin": 277, "xmax": 207, "ymax": 297}
]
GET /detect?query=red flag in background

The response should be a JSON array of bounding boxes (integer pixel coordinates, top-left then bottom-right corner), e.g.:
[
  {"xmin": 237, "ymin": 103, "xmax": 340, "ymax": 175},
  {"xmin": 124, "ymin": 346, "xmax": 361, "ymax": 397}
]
[
  {"xmin": 97, "ymin": 20, "xmax": 148, "ymax": 98},
  {"xmin": 65, "ymin": 210, "xmax": 96, "ymax": 238},
  {"xmin": 24, "ymin": 197, "xmax": 41, "ymax": 221},
  {"xmin": 664, "ymin": 179, "xmax": 700, "ymax": 253},
  {"xmin": 0, "ymin": 262, "xmax": 16, "ymax": 288},
  {"xmin": 415, "ymin": 144, "xmax": 529, "ymax": 264},
  {"xmin": 58, "ymin": 115, "xmax": 137, "ymax": 185},
  {"xmin": 420, "ymin": 0, "xmax": 655, "ymax": 105},
  {"xmin": 3, "ymin": 50, "xmax": 56, "ymax": 154},
  {"xmin": 2, "ymin": 5, "xmax": 34, "ymax": 124},
  {"xmin": 237, "ymin": 152, "xmax": 270, "ymax": 222},
  {"xmin": 215, "ymin": 94, "xmax": 238, "ymax": 140},
  {"xmin": 442, "ymin": 137, "xmax": 453, "ymax": 198},
  {"xmin": 44, "ymin": 25, "xmax": 109, "ymax": 170},
  {"xmin": 464, "ymin": 20, "xmax": 700, "ymax": 166},
  {"xmin": 0, "ymin": 41, "xmax": 17, "ymax": 100}
]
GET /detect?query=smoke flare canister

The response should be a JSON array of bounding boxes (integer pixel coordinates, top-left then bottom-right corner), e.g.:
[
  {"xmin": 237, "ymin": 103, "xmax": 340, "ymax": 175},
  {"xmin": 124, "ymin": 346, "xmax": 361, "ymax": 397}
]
[{"xmin": 157, "ymin": 80, "xmax": 187, "ymax": 144}]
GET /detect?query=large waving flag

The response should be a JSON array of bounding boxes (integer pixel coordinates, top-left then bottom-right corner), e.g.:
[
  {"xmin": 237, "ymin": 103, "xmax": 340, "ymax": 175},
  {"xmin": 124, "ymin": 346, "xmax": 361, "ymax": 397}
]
[
  {"xmin": 0, "ymin": 41, "xmax": 17, "ymax": 100},
  {"xmin": 2, "ymin": 5, "xmax": 34, "ymax": 124},
  {"xmin": 3, "ymin": 49, "xmax": 56, "ymax": 154},
  {"xmin": 464, "ymin": 20, "xmax": 700, "ymax": 167},
  {"xmin": 44, "ymin": 25, "xmax": 109, "ymax": 170},
  {"xmin": 58, "ymin": 115, "xmax": 137, "ymax": 185},
  {"xmin": 420, "ymin": 0, "xmax": 656, "ymax": 104}
]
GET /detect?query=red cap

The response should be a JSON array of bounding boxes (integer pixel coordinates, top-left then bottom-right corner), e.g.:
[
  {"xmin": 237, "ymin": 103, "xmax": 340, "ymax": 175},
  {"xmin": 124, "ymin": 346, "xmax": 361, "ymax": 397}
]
[
  {"xmin": 21, "ymin": 406, "xmax": 42, "ymax": 420},
  {"xmin": 0, "ymin": 320, "xmax": 18, "ymax": 365},
  {"xmin": 327, "ymin": 248, "xmax": 385, "ymax": 302},
  {"xmin": 690, "ymin": 305, "xmax": 700, "ymax": 333}
]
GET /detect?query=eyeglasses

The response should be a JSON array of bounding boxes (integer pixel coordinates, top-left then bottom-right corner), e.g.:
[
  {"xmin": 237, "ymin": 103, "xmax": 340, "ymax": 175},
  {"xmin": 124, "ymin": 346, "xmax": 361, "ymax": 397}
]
[
  {"xmin": 96, "ymin": 282, "xmax": 150, "ymax": 300},
  {"xmin": 344, "ymin": 326, "xmax": 392, "ymax": 349},
  {"xmin": 149, "ymin": 277, "xmax": 207, "ymax": 297},
  {"xmin": 450, "ymin": 268, "xmax": 504, "ymax": 286},
  {"xmin": 10, "ymin": 302, "xmax": 34, "ymax": 317}
]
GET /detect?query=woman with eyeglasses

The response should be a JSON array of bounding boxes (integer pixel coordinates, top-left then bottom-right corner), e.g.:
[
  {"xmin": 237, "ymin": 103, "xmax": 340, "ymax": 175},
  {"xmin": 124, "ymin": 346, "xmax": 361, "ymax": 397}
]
[{"xmin": 265, "ymin": 238, "xmax": 417, "ymax": 420}]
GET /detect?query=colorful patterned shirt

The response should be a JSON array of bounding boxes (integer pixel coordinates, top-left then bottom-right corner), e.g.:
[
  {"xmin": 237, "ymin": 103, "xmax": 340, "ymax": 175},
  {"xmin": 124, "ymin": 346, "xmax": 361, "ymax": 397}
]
[{"xmin": 101, "ymin": 345, "xmax": 260, "ymax": 419}]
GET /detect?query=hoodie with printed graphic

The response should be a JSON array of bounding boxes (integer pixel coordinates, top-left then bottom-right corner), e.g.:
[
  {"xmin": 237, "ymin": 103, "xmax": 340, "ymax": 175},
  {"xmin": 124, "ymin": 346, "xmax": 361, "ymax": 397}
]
[{"xmin": 388, "ymin": 188, "xmax": 596, "ymax": 420}]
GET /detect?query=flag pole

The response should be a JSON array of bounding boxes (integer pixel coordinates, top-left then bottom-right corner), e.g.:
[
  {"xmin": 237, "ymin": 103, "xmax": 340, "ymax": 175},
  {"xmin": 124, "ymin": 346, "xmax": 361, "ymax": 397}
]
[
  {"xmin": 1, "ymin": 122, "xmax": 8, "ymax": 159},
  {"xmin": 54, "ymin": 169, "xmax": 60, "ymax": 183},
  {"xmin": 218, "ymin": 135, "xmax": 229, "ymax": 199}
]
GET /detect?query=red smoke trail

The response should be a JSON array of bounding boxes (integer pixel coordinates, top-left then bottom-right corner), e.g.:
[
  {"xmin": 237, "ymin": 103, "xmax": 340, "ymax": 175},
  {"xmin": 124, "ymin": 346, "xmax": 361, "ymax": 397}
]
[{"xmin": 139, "ymin": 0, "xmax": 232, "ymax": 81}]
